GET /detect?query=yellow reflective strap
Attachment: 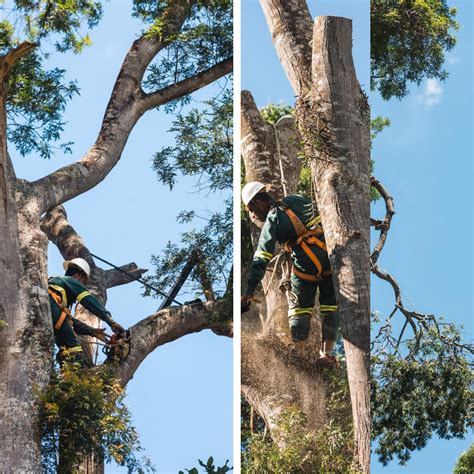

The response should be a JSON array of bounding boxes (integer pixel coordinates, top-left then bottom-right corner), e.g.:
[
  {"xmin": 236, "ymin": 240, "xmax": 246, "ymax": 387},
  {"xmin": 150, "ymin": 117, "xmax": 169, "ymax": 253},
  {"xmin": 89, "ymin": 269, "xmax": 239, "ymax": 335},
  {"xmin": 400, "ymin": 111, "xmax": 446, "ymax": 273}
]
[
  {"xmin": 320, "ymin": 305, "xmax": 338, "ymax": 312},
  {"xmin": 305, "ymin": 215, "xmax": 321, "ymax": 228},
  {"xmin": 76, "ymin": 291, "xmax": 92, "ymax": 303},
  {"xmin": 48, "ymin": 284, "xmax": 68, "ymax": 307},
  {"xmin": 61, "ymin": 345, "xmax": 83, "ymax": 354},
  {"xmin": 288, "ymin": 307, "xmax": 313, "ymax": 316},
  {"xmin": 254, "ymin": 250, "xmax": 272, "ymax": 262}
]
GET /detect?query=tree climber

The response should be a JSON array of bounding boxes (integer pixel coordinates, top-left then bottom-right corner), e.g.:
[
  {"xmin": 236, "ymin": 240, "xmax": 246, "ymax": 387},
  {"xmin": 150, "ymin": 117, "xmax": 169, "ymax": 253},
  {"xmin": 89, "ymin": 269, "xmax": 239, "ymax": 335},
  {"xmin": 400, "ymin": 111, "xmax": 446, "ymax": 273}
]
[
  {"xmin": 48, "ymin": 258, "xmax": 125, "ymax": 365},
  {"xmin": 241, "ymin": 182, "xmax": 339, "ymax": 365}
]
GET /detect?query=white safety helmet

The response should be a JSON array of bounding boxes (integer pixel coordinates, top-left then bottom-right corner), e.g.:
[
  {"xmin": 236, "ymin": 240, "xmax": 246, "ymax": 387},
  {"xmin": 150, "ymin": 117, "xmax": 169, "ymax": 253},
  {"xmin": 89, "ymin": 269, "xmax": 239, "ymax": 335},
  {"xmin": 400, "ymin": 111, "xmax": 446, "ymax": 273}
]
[
  {"xmin": 241, "ymin": 181, "xmax": 271, "ymax": 207},
  {"xmin": 63, "ymin": 258, "xmax": 91, "ymax": 279}
]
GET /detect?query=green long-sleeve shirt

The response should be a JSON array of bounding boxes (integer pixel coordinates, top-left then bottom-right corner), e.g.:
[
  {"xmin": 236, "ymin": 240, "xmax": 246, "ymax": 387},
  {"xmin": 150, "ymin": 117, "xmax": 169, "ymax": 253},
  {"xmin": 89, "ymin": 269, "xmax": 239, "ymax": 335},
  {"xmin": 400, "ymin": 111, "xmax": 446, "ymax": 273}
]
[
  {"xmin": 245, "ymin": 195, "xmax": 323, "ymax": 295},
  {"xmin": 48, "ymin": 276, "xmax": 113, "ymax": 335}
]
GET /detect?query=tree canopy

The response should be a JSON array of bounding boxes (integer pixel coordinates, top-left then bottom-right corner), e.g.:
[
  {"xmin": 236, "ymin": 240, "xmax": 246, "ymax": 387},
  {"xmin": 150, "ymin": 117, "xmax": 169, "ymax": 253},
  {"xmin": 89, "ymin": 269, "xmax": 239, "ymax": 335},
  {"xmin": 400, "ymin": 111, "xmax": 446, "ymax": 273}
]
[{"xmin": 371, "ymin": 0, "xmax": 458, "ymax": 100}]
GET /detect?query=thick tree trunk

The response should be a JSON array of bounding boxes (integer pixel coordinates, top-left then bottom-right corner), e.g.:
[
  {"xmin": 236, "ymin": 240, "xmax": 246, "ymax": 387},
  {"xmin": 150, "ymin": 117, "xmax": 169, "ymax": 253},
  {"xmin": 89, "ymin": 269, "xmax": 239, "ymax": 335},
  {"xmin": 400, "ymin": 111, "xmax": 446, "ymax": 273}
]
[
  {"xmin": 241, "ymin": 91, "xmax": 327, "ymax": 439},
  {"xmin": 0, "ymin": 52, "xmax": 53, "ymax": 471},
  {"xmin": 258, "ymin": 2, "xmax": 371, "ymax": 470},
  {"xmin": 304, "ymin": 17, "xmax": 371, "ymax": 471}
]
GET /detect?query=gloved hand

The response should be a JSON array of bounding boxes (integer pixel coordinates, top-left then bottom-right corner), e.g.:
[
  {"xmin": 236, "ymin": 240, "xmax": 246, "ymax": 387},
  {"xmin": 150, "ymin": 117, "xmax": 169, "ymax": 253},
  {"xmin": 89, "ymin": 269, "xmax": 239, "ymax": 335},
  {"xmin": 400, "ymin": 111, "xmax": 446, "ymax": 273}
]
[
  {"xmin": 93, "ymin": 328, "xmax": 109, "ymax": 342},
  {"xmin": 110, "ymin": 320, "xmax": 125, "ymax": 334}
]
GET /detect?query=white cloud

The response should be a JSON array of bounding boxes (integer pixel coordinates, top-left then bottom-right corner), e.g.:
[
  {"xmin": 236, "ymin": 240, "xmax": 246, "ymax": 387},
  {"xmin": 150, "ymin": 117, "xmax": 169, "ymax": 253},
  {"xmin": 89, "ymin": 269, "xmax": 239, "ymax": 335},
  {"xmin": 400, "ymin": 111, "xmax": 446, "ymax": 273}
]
[
  {"xmin": 417, "ymin": 79, "xmax": 443, "ymax": 107},
  {"xmin": 446, "ymin": 54, "xmax": 460, "ymax": 65}
]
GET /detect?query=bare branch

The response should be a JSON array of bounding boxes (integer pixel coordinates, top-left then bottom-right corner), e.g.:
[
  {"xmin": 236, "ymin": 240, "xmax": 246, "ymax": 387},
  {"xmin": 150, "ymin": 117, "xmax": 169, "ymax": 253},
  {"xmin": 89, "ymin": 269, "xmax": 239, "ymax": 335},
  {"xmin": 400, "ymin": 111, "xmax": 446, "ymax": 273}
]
[
  {"xmin": 105, "ymin": 264, "xmax": 148, "ymax": 289},
  {"xmin": 372, "ymin": 264, "xmax": 474, "ymax": 358},
  {"xmin": 31, "ymin": 1, "xmax": 197, "ymax": 214},
  {"xmin": 40, "ymin": 205, "xmax": 95, "ymax": 265},
  {"xmin": 111, "ymin": 298, "xmax": 232, "ymax": 387},
  {"xmin": 371, "ymin": 265, "xmax": 418, "ymax": 340},
  {"xmin": 370, "ymin": 175, "xmax": 395, "ymax": 265},
  {"xmin": 141, "ymin": 57, "xmax": 233, "ymax": 112}
]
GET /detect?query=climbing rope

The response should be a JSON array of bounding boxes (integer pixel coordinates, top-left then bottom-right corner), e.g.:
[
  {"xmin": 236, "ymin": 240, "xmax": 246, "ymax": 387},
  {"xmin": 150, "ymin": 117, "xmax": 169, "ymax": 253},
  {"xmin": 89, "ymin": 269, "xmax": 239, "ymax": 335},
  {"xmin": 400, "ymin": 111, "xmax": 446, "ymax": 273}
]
[
  {"xmin": 90, "ymin": 252, "xmax": 183, "ymax": 306},
  {"xmin": 273, "ymin": 121, "xmax": 288, "ymax": 197}
]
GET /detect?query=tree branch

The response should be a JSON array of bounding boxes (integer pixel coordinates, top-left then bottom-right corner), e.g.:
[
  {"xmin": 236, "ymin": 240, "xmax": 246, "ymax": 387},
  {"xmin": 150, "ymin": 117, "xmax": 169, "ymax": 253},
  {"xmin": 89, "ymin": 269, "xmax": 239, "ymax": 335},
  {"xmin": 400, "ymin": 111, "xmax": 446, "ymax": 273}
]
[
  {"xmin": 241, "ymin": 90, "xmax": 300, "ymax": 197},
  {"xmin": 31, "ymin": 1, "xmax": 197, "ymax": 214},
  {"xmin": 40, "ymin": 205, "xmax": 95, "ymax": 265},
  {"xmin": 372, "ymin": 264, "xmax": 474, "ymax": 358},
  {"xmin": 111, "ymin": 298, "xmax": 232, "ymax": 387},
  {"xmin": 370, "ymin": 175, "xmax": 395, "ymax": 265},
  {"xmin": 141, "ymin": 57, "xmax": 233, "ymax": 112},
  {"xmin": 105, "ymin": 264, "xmax": 148, "ymax": 289},
  {"xmin": 0, "ymin": 42, "xmax": 36, "ymax": 82}
]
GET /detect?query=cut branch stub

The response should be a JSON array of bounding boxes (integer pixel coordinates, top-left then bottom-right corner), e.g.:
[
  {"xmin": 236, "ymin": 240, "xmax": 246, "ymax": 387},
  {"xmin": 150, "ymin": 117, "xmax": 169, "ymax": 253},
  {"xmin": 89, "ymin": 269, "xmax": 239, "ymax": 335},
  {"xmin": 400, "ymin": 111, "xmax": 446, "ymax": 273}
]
[
  {"xmin": 241, "ymin": 90, "xmax": 300, "ymax": 200},
  {"xmin": 105, "ymin": 264, "xmax": 148, "ymax": 289},
  {"xmin": 259, "ymin": 0, "xmax": 313, "ymax": 94}
]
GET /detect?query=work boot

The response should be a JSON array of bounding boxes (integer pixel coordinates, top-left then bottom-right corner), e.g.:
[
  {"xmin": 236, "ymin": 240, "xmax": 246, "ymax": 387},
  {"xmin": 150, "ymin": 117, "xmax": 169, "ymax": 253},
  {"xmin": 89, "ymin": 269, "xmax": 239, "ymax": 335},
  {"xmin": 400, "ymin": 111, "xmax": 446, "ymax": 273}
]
[{"xmin": 289, "ymin": 315, "xmax": 310, "ymax": 341}]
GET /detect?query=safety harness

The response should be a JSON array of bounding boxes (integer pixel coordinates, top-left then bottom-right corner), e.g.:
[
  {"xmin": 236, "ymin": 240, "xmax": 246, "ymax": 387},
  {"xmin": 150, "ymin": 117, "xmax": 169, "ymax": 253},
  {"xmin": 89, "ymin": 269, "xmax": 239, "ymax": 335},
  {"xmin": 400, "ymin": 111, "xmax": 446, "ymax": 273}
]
[
  {"xmin": 283, "ymin": 208, "xmax": 332, "ymax": 282},
  {"xmin": 48, "ymin": 283, "xmax": 92, "ymax": 331},
  {"xmin": 48, "ymin": 284, "xmax": 72, "ymax": 330}
]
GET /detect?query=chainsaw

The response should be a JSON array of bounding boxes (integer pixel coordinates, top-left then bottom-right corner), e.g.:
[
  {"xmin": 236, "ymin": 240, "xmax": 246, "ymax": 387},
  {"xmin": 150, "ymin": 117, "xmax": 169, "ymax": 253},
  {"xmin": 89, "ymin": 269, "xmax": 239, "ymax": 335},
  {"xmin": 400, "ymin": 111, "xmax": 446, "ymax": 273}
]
[{"xmin": 103, "ymin": 329, "xmax": 131, "ymax": 361}]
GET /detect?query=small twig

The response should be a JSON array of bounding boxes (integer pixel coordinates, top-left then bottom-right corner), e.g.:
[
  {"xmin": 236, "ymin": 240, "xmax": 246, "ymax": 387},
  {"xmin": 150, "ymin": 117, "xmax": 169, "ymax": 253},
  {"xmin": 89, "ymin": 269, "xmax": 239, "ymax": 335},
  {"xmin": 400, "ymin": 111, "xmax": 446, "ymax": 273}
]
[{"xmin": 372, "ymin": 264, "xmax": 474, "ymax": 358}]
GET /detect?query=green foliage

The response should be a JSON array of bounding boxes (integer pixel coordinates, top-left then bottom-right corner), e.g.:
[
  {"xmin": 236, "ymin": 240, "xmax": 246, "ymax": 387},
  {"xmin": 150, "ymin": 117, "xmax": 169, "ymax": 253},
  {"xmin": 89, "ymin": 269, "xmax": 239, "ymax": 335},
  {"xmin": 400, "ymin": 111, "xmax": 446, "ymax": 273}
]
[
  {"xmin": 1, "ymin": 1, "xmax": 103, "ymax": 158},
  {"xmin": 148, "ymin": 88, "xmax": 232, "ymax": 301},
  {"xmin": 0, "ymin": 319, "xmax": 7, "ymax": 330},
  {"xmin": 242, "ymin": 363, "xmax": 357, "ymax": 473},
  {"xmin": 296, "ymin": 166, "xmax": 311, "ymax": 196},
  {"xmin": 1, "ymin": 0, "xmax": 102, "ymax": 54},
  {"xmin": 179, "ymin": 457, "xmax": 232, "ymax": 474},
  {"xmin": 371, "ymin": 0, "xmax": 458, "ymax": 100},
  {"xmin": 6, "ymin": 51, "xmax": 78, "ymax": 158},
  {"xmin": 260, "ymin": 102, "xmax": 293, "ymax": 125},
  {"xmin": 453, "ymin": 443, "xmax": 474, "ymax": 474},
  {"xmin": 141, "ymin": 0, "xmax": 232, "ymax": 113},
  {"xmin": 242, "ymin": 405, "xmax": 357, "ymax": 474},
  {"xmin": 371, "ymin": 116, "xmax": 391, "ymax": 141},
  {"xmin": 153, "ymin": 88, "xmax": 232, "ymax": 192},
  {"xmin": 40, "ymin": 359, "xmax": 154, "ymax": 473},
  {"xmin": 372, "ymin": 319, "xmax": 473, "ymax": 465}
]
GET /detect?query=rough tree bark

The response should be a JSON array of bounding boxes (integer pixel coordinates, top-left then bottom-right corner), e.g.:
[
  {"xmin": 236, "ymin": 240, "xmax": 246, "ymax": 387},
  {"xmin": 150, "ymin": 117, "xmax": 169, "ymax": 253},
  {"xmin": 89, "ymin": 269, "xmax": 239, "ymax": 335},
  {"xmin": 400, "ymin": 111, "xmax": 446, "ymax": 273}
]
[
  {"xmin": 0, "ymin": 2, "xmax": 232, "ymax": 471},
  {"xmin": 241, "ymin": 91, "xmax": 327, "ymax": 436},
  {"xmin": 259, "ymin": 1, "xmax": 371, "ymax": 470}
]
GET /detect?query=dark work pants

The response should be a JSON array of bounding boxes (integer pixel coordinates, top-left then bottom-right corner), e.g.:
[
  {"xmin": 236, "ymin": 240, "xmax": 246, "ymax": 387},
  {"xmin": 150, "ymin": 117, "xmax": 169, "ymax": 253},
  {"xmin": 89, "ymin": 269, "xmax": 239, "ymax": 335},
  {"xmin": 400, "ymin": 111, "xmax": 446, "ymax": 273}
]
[{"xmin": 287, "ymin": 273, "xmax": 340, "ymax": 342}]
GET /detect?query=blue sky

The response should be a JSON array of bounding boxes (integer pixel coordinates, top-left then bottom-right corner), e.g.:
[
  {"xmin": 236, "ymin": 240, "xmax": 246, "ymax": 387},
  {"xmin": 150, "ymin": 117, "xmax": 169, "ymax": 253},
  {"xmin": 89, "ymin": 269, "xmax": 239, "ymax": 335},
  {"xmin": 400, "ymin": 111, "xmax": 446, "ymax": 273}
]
[
  {"xmin": 242, "ymin": 0, "xmax": 472, "ymax": 473},
  {"xmin": 5, "ymin": 2, "xmax": 232, "ymax": 473}
]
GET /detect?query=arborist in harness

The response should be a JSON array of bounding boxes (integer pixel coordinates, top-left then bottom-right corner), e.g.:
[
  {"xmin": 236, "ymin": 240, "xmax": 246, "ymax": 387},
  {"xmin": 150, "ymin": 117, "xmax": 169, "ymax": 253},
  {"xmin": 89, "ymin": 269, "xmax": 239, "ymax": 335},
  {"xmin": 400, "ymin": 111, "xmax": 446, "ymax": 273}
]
[
  {"xmin": 241, "ymin": 182, "xmax": 340, "ymax": 365},
  {"xmin": 48, "ymin": 258, "xmax": 125, "ymax": 365}
]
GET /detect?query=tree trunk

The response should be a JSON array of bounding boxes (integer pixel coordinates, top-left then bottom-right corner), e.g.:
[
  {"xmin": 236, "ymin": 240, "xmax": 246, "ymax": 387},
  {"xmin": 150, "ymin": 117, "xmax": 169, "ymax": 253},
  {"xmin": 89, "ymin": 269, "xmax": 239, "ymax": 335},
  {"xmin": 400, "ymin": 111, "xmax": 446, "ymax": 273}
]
[
  {"xmin": 0, "ymin": 51, "xmax": 54, "ymax": 469},
  {"xmin": 304, "ymin": 17, "xmax": 371, "ymax": 471},
  {"xmin": 241, "ymin": 91, "xmax": 328, "ymax": 439},
  {"xmin": 257, "ymin": 2, "xmax": 371, "ymax": 469}
]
